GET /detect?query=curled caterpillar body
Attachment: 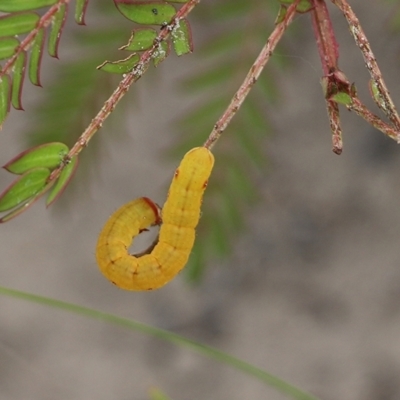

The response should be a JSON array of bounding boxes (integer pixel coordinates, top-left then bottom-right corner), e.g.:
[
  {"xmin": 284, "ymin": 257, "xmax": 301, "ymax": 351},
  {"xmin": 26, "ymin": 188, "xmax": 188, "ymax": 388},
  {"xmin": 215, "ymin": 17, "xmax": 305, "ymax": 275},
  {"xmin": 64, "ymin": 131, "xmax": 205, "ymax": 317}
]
[{"xmin": 96, "ymin": 147, "xmax": 215, "ymax": 290}]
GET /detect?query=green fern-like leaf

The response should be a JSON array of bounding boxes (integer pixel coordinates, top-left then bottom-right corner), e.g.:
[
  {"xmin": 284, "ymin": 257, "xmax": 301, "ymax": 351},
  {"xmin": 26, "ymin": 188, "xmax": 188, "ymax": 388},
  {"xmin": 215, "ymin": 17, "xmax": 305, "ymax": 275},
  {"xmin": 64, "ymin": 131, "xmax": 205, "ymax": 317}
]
[{"xmin": 0, "ymin": 1, "xmax": 90, "ymax": 127}]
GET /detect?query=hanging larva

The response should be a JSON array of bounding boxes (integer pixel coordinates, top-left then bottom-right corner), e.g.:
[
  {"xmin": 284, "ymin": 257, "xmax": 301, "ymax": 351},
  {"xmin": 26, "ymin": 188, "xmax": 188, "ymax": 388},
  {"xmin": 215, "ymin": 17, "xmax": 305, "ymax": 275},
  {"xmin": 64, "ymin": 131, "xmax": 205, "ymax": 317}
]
[{"xmin": 95, "ymin": 147, "xmax": 215, "ymax": 290}]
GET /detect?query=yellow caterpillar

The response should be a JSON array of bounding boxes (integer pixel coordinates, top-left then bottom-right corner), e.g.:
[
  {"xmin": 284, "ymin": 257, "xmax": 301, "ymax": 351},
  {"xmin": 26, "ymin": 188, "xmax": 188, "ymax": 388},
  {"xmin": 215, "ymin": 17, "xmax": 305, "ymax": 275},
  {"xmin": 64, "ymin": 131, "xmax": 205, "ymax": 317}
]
[{"xmin": 96, "ymin": 147, "xmax": 215, "ymax": 290}]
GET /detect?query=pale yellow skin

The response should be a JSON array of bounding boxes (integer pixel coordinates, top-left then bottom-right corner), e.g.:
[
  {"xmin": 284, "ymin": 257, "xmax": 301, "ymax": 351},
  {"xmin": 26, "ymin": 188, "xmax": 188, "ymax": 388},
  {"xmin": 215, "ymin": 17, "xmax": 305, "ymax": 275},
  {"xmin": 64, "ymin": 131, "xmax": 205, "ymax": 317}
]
[{"xmin": 96, "ymin": 147, "xmax": 215, "ymax": 290}]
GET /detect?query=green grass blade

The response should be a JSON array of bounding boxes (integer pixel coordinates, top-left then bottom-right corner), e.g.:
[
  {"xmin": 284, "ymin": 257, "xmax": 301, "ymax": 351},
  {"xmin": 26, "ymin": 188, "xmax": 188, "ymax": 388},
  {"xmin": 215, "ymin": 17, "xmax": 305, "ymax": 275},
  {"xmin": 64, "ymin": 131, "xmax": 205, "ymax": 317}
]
[{"xmin": 0, "ymin": 285, "xmax": 320, "ymax": 400}]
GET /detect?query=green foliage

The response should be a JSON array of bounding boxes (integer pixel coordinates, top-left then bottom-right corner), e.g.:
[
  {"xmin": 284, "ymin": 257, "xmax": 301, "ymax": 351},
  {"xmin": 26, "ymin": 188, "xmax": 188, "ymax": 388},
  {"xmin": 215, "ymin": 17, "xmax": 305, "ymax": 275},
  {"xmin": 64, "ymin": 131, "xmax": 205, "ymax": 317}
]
[
  {"xmin": 279, "ymin": 0, "xmax": 313, "ymax": 13},
  {"xmin": 97, "ymin": 53, "xmax": 141, "ymax": 73},
  {"xmin": 0, "ymin": 1, "xmax": 89, "ymax": 127},
  {"xmin": 75, "ymin": 0, "xmax": 89, "ymax": 25},
  {"xmin": 99, "ymin": 1, "xmax": 193, "ymax": 73},
  {"xmin": 114, "ymin": 1, "xmax": 177, "ymax": 25},
  {"xmin": 10, "ymin": 52, "xmax": 26, "ymax": 110},
  {"xmin": 28, "ymin": 27, "xmax": 45, "ymax": 86},
  {"xmin": 0, "ymin": 167, "xmax": 50, "ymax": 212},
  {"xmin": 0, "ymin": 0, "xmax": 195, "ymax": 222},
  {"xmin": 171, "ymin": 18, "xmax": 192, "ymax": 55},
  {"xmin": 3, "ymin": 142, "xmax": 69, "ymax": 174},
  {"xmin": 0, "ymin": 142, "xmax": 77, "ymax": 221},
  {"xmin": 46, "ymin": 156, "xmax": 78, "ymax": 206},
  {"xmin": 0, "ymin": 37, "xmax": 19, "ymax": 60},
  {"xmin": 48, "ymin": 4, "xmax": 67, "ymax": 57},
  {"xmin": 121, "ymin": 28, "xmax": 158, "ymax": 51},
  {"xmin": 0, "ymin": 75, "xmax": 10, "ymax": 123},
  {"xmin": 18, "ymin": 3, "xmax": 131, "ymax": 147},
  {"xmin": 0, "ymin": 12, "xmax": 39, "ymax": 36}
]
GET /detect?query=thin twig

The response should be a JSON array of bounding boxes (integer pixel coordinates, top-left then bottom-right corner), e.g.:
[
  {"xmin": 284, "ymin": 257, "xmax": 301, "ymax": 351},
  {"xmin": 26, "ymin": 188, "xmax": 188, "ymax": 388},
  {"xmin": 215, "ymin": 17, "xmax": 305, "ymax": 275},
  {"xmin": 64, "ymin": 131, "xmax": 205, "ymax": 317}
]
[
  {"xmin": 203, "ymin": 0, "xmax": 300, "ymax": 150},
  {"xmin": 327, "ymin": 101, "xmax": 343, "ymax": 154},
  {"xmin": 48, "ymin": 0, "xmax": 200, "ymax": 183},
  {"xmin": 331, "ymin": 0, "xmax": 400, "ymax": 140},
  {"xmin": 311, "ymin": 0, "xmax": 338, "ymax": 76},
  {"xmin": 348, "ymin": 98, "xmax": 399, "ymax": 141},
  {"xmin": 311, "ymin": 0, "xmax": 343, "ymax": 154}
]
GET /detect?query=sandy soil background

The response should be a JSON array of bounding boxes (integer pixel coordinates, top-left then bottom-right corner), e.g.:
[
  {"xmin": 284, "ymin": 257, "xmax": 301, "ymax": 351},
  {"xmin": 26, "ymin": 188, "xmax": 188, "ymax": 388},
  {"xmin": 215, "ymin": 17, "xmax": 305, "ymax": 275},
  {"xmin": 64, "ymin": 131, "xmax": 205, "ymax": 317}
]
[{"xmin": 1, "ymin": 1, "xmax": 400, "ymax": 399}]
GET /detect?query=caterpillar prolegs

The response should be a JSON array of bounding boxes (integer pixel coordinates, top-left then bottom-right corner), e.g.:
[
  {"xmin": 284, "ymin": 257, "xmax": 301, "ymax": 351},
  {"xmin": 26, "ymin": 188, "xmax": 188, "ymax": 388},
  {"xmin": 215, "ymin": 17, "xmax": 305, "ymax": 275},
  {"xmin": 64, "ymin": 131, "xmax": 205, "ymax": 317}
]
[{"xmin": 95, "ymin": 147, "xmax": 215, "ymax": 290}]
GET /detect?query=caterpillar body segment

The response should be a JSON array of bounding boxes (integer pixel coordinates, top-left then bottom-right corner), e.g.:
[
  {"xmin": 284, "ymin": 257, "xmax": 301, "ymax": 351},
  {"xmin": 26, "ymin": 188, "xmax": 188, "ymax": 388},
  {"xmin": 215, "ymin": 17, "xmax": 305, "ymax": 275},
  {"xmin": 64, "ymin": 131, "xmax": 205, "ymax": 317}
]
[
  {"xmin": 96, "ymin": 147, "xmax": 215, "ymax": 290},
  {"xmin": 95, "ymin": 197, "xmax": 162, "ymax": 290}
]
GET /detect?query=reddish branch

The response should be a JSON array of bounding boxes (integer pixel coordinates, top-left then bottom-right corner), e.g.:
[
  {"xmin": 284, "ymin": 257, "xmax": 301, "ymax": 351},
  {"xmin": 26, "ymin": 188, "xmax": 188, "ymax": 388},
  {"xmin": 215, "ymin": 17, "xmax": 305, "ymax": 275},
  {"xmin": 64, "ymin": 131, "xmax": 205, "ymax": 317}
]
[
  {"xmin": 203, "ymin": 0, "xmax": 301, "ymax": 150},
  {"xmin": 310, "ymin": 0, "xmax": 344, "ymax": 153},
  {"xmin": 311, "ymin": 0, "xmax": 338, "ymax": 75},
  {"xmin": 331, "ymin": 0, "xmax": 400, "ymax": 140}
]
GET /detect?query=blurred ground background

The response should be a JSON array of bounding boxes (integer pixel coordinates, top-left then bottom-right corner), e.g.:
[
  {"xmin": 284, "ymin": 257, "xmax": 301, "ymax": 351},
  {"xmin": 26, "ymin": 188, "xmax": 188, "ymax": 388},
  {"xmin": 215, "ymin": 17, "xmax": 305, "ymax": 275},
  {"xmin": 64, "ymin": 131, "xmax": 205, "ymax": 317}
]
[{"xmin": 1, "ymin": 1, "xmax": 400, "ymax": 399}]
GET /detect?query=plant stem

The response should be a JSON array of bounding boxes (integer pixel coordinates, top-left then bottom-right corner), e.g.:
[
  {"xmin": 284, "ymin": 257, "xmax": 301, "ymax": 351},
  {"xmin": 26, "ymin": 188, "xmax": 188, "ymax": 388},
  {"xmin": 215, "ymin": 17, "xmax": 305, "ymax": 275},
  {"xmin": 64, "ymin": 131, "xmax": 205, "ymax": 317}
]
[
  {"xmin": 310, "ymin": 0, "xmax": 343, "ymax": 154},
  {"xmin": 311, "ymin": 0, "xmax": 338, "ymax": 76},
  {"xmin": 348, "ymin": 98, "xmax": 399, "ymax": 141},
  {"xmin": 331, "ymin": 0, "xmax": 400, "ymax": 140},
  {"xmin": 203, "ymin": 0, "xmax": 300, "ymax": 150}
]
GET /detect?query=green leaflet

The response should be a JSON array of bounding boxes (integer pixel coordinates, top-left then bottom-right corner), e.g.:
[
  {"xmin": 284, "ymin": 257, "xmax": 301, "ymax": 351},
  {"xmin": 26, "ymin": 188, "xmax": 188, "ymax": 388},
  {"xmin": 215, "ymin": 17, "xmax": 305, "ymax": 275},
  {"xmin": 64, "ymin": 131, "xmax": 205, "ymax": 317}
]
[
  {"xmin": 368, "ymin": 79, "xmax": 387, "ymax": 112},
  {"xmin": 120, "ymin": 28, "xmax": 157, "ymax": 52},
  {"xmin": 171, "ymin": 18, "xmax": 192, "ymax": 56},
  {"xmin": 0, "ymin": 183, "xmax": 51, "ymax": 222},
  {"xmin": 331, "ymin": 92, "xmax": 352, "ymax": 106},
  {"xmin": 28, "ymin": 27, "xmax": 45, "ymax": 86},
  {"xmin": 0, "ymin": 12, "xmax": 39, "ymax": 37},
  {"xmin": 0, "ymin": 167, "xmax": 50, "ymax": 212},
  {"xmin": 114, "ymin": 1, "xmax": 176, "ymax": 25},
  {"xmin": 276, "ymin": 4, "xmax": 288, "ymax": 23},
  {"xmin": 75, "ymin": 0, "xmax": 89, "ymax": 25},
  {"xmin": 0, "ymin": 76, "xmax": 11, "ymax": 127},
  {"xmin": 279, "ymin": 0, "xmax": 313, "ymax": 13},
  {"xmin": 11, "ymin": 52, "xmax": 27, "ymax": 110},
  {"xmin": 48, "ymin": 4, "xmax": 67, "ymax": 58},
  {"xmin": 0, "ymin": 0, "xmax": 57, "ymax": 12},
  {"xmin": 0, "ymin": 144, "xmax": 77, "ymax": 218},
  {"xmin": 46, "ymin": 156, "xmax": 78, "ymax": 206},
  {"xmin": 153, "ymin": 40, "xmax": 170, "ymax": 66},
  {"xmin": 97, "ymin": 53, "xmax": 141, "ymax": 74},
  {"xmin": 3, "ymin": 142, "xmax": 69, "ymax": 174},
  {"xmin": 0, "ymin": 37, "xmax": 20, "ymax": 60}
]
